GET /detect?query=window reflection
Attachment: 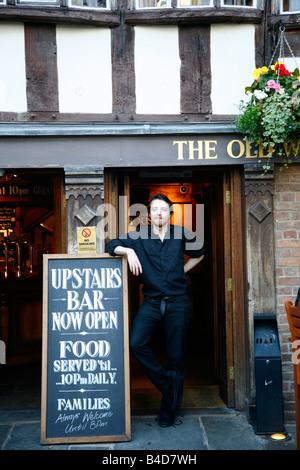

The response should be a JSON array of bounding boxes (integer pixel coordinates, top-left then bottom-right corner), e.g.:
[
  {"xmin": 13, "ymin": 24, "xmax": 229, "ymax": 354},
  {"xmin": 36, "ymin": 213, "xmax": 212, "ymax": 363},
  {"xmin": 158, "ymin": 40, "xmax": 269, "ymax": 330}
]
[
  {"xmin": 17, "ymin": 0, "xmax": 58, "ymax": 4},
  {"xmin": 69, "ymin": 0, "xmax": 109, "ymax": 7},
  {"xmin": 222, "ymin": 0, "xmax": 254, "ymax": 5},
  {"xmin": 283, "ymin": 0, "xmax": 300, "ymax": 10},
  {"xmin": 136, "ymin": 0, "xmax": 213, "ymax": 6},
  {"xmin": 179, "ymin": 0, "xmax": 211, "ymax": 5},
  {"xmin": 136, "ymin": 0, "xmax": 170, "ymax": 7}
]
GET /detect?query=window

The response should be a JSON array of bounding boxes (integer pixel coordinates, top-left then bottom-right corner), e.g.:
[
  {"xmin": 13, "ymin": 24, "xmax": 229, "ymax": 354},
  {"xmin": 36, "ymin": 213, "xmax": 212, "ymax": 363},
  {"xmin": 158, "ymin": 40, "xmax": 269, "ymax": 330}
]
[
  {"xmin": 135, "ymin": 0, "xmax": 171, "ymax": 8},
  {"xmin": 282, "ymin": 0, "xmax": 300, "ymax": 11},
  {"xmin": 16, "ymin": 0, "xmax": 110, "ymax": 6},
  {"xmin": 222, "ymin": 0, "xmax": 255, "ymax": 5},
  {"xmin": 135, "ymin": 0, "xmax": 254, "ymax": 7},
  {"xmin": 0, "ymin": 0, "xmax": 6, "ymax": 4},
  {"xmin": 17, "ymin": 0, "xmax": 59, "ymax": 4},
  {"xmin": 178, "ymin": 0, "xmax": 212, "ymax": 5},
  {"xmin": 68, "ymin": 0, "xmax": 110, "ymax": 7}
]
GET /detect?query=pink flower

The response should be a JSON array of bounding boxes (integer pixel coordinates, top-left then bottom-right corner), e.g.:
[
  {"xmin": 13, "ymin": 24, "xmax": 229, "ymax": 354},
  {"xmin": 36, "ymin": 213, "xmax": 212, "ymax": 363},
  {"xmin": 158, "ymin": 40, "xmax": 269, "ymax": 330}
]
[
  {"xmin": 274, "ymin": 83, "xmax": 281, "ymax": 92},
  {"xmin": 266, "ymin": 79, "xmax": 282, "ymax": 92},
  {"xmin": 266, "ymin": 80, "xmax": 276, "ymax": 89}
]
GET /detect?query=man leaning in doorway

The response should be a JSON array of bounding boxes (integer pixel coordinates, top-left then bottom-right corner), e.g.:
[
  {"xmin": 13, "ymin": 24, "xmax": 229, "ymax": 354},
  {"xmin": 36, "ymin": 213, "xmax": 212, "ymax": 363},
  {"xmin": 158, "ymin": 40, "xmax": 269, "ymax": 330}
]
[{"xmin": 105, "ymin": 194, "xmax": 204, "ymax": 427}]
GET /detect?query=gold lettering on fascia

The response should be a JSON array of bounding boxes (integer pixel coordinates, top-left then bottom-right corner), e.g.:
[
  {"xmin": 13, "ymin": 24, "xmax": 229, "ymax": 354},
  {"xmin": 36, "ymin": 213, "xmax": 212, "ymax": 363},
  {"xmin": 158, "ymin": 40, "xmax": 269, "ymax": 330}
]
[
  {"xmin": 173, "ymin": 140, "xmax": 218, "ymax": 160},
  {"xmin": 227, "ymin": 140, "xmax": 271, "ymax": 159},
  {"xmin": 173, "ymin": 139, "xmax": 270, "ymax": 161}
]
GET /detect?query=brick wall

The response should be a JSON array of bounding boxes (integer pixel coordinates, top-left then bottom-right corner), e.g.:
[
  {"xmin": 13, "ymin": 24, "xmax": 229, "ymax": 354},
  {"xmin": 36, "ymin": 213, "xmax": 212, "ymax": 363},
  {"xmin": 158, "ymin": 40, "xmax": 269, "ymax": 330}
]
[{"xmin": 274, "ymin": 164, "xmax": 300, "ymax": 422}]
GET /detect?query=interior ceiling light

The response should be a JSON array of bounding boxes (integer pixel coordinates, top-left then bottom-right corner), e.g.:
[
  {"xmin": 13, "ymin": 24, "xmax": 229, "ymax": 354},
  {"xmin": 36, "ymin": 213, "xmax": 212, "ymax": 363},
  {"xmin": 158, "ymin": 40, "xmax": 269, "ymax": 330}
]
[{"xmin": 179, "ymin": 185, "xmax": 188, "ymax": 194}]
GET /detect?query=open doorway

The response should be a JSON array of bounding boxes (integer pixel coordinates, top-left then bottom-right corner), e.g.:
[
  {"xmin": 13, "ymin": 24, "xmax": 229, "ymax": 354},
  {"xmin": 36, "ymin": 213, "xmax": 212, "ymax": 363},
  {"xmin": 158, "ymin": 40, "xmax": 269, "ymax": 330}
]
[
  {"xmin": 121, "ymin": 168, "xmax": 227, "ymax": 411},
  {"xmin": 0, "ymin": 169, "xmax": 65, "ymax": 366},
  {"xmin": 0, "ymin": 169, "xmax": 66, "ymax": 419}
]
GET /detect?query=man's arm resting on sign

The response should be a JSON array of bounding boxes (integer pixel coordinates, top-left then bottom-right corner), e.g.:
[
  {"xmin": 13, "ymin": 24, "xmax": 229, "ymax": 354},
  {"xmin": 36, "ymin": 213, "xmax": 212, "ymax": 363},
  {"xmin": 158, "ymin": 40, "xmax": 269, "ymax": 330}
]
[
  {"xmin": 184, "ymin": 255, "xmax": 204, "ymax": 274},
  {"xmin": 113, "ymin": 246, "xmax": 143, "ymax": 276}
]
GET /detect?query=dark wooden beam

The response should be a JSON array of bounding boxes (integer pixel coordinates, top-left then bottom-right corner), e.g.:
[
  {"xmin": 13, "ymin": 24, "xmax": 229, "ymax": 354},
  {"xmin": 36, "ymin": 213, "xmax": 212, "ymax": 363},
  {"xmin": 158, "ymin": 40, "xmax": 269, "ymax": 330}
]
[
  {"xmin": 179, "ymin": 25, "xmax": 211, "ymax": 115},
  {"xmin": 111, "ymin": 23, "xmax": 136, "ymax": 114},
  {"xmin": 0, "ymin": 112, "xmax": 233, "ymax": 123},
  {"xmin": 125, "ymin": 8, "xmax": 263, "ymax": 25},
  {"xmin": 268, "ymin": 14, "xmax": 300, "ymax": 30},
  {"xmin": 25, "ymin": 23, "xmax": 59, "ymax": 112},
  {"xmin": 0, "ymin": 6, "xmax": 120, "ymax": 26}
]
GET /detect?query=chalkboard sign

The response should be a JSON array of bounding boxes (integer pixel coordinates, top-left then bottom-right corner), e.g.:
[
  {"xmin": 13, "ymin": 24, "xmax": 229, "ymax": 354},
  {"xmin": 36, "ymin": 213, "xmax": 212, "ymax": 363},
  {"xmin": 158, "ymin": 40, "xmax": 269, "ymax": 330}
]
[{"xmin": 41, "ymin": 254, "xmax": 131, "ymax": 444}]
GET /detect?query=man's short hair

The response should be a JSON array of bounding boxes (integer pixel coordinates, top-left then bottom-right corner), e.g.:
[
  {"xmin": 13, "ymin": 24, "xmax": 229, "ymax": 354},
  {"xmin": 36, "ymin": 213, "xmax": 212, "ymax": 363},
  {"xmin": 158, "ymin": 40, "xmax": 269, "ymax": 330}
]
[{"xmin": 148, "ymin": 194, "xmax": 173, "ymax": 215}]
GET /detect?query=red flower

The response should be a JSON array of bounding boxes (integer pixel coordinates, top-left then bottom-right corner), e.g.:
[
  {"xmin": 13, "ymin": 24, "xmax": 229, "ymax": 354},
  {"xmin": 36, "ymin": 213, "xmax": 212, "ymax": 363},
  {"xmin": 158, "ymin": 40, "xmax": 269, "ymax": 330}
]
[{"xmin": 275, "ymin": 63, "xmax": 291, "ymax": 76}]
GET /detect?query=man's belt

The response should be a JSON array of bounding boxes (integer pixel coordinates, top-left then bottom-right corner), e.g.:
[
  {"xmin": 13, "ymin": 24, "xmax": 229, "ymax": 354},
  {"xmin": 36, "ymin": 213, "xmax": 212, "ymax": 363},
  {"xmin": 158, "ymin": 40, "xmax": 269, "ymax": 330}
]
[{"xmin": 149, "ymin": 295, "xmax": 177, "ymax": 302}]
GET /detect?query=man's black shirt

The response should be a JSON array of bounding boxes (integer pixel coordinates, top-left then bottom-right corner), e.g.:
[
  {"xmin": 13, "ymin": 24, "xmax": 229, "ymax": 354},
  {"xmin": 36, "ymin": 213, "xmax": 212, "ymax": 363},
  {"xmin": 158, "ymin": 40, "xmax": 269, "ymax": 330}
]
[{"xmin": 105, "ymin": 225, "xmax": 204, "ymax": 298}]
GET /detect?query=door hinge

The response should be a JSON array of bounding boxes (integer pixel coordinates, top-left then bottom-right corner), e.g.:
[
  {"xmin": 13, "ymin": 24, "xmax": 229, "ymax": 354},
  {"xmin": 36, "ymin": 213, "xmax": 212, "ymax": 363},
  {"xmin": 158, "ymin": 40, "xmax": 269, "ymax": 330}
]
[
  {"xmin": 227, "ymin": 277, "xmax": 232, "ymax": 291},
  {"xmin": 229, "ymin": 366, "xmax": 234, "ymax": 380},
  {"xmin": 225, "ymin": 190, "xmax": 231, "ymax": 204}
]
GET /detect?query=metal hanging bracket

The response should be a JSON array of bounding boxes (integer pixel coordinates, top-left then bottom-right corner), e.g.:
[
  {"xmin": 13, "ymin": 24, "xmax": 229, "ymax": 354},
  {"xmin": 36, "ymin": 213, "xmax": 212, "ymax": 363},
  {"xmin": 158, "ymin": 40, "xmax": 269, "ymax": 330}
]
[{"xmin": 268, "ymin": 21, "xmax": 299, "ymax": 79}]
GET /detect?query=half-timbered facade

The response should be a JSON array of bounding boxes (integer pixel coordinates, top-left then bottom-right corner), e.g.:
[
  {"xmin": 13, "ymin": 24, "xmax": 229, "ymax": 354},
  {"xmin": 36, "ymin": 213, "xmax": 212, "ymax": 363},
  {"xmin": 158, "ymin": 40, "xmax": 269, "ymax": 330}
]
[{"xmin": 0, "ymin": 0, "xmax": 299, "ymax": 426}]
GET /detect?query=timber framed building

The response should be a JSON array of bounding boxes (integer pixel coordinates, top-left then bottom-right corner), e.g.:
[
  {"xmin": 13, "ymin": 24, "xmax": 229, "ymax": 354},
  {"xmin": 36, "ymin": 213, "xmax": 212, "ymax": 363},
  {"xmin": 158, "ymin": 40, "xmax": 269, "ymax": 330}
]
[{"xmin": 0, "ymin": 0, "xmax": 299, "ymax": 426}]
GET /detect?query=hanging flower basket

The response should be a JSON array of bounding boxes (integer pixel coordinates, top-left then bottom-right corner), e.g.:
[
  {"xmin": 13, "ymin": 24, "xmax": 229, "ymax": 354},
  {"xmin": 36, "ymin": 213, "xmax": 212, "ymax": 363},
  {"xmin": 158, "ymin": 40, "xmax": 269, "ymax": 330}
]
[{"xmin": 234, "ymin": 27, "xmax": 300, "ymax": 168}]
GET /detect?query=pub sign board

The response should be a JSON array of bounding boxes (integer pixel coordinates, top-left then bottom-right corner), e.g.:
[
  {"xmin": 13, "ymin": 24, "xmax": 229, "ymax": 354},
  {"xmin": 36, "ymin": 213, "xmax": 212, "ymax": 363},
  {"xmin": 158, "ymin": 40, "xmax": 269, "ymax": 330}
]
[{"xmin": 41, "ymin": 253, "xmax": 131, "ymax": 444}]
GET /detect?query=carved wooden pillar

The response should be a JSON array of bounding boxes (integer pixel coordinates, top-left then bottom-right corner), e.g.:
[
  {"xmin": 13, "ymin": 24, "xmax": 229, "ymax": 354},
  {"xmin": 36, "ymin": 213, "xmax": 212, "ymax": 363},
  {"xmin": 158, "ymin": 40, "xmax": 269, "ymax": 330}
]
[
  {"xmin": 244, "ymin": 163, "xmax": 276, "ymax": 404},
  {"xmin": 64, "ymin": 168, "xmax": 104, "ymax": 254}
]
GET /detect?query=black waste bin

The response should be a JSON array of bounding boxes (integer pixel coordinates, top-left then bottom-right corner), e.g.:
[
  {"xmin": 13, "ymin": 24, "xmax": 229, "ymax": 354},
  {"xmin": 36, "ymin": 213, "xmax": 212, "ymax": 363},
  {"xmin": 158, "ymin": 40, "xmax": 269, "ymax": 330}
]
[{"xmin": 254, "ymin": 313, "xmax": 285, "ymax": 434}]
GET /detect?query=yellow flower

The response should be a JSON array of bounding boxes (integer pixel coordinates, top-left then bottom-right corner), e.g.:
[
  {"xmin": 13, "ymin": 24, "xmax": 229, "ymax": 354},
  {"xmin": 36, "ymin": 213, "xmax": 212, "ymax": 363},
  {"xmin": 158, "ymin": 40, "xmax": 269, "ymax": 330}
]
[
  {"xmin": 253, "ymin": 68, "xmax": 261, "ymax": 80},
  {"xmin": 252, "ymin": 66, "xmax": 268, "ymax": 80}
]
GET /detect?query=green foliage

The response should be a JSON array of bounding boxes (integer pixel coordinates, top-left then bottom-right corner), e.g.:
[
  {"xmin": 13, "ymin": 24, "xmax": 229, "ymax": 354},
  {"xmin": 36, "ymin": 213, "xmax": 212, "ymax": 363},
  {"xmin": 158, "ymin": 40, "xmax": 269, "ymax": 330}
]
[{"xmin": 234, "ymin": 63, "xmax": 300, "ymax": 168}]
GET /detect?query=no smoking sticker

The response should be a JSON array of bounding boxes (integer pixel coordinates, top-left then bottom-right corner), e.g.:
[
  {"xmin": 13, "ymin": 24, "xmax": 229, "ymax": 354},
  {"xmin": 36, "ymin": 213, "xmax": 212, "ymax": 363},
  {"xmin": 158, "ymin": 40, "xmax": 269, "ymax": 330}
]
[
  {"xmin": 77, "ymin": 226, "xmax": 97, "ymax": 253},
  {"xmin": 82, "ymin": 228, "xmax": 91, "ymax": 238}
]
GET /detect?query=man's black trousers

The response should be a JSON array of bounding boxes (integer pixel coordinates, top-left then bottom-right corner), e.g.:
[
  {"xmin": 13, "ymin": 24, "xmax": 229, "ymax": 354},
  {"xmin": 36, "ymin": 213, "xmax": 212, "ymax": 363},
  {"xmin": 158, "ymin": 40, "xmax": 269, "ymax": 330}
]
[{"xmin": 129, "ymin": 294, "xmax": 190, "ymax": 408}]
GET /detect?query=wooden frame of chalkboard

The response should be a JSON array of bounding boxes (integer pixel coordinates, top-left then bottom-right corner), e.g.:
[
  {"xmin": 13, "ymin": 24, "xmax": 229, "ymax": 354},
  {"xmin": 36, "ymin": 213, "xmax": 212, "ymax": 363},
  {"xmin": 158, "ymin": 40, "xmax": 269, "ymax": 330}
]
[{"xmin": 40, "ymin": 253, "xmax": 131, "ymax": 444}]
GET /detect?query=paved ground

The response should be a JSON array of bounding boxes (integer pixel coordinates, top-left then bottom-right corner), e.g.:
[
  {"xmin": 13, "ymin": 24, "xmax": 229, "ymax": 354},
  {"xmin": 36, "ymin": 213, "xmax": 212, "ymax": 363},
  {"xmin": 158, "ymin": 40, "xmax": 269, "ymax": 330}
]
[
  {"xmin": 0, "ymin": 363, "xmax": 297, "ymax": 451},
  {"xmin": 0, "ymin": 406, "xmax": 297, "ymax": 451}
]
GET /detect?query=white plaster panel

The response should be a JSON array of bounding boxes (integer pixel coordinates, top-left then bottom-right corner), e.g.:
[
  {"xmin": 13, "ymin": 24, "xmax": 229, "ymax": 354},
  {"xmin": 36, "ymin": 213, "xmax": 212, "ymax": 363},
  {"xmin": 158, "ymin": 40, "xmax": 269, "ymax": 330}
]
[
  {"xmin": 56, "ymin": 25, "xmax": 112, "ymax": 114},
  {"xmin": 0, "ymin": 23, "xmax": 27, "ymax": 112},
  {"xmin": 284, "ymin": 56, "xmax": 300, "ymax": 72},
  {"xmin": 135, "ymin": 26, "xmax": 181, "ymax": 114},
  {"xmin": 211, "ymin": 24, "xmax": 256, "ymax": 115}
]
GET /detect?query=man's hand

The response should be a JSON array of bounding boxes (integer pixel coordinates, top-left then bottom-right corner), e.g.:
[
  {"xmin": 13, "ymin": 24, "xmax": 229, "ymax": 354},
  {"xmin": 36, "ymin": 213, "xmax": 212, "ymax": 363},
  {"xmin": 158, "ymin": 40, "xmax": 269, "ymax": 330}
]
[
  {"xmin": 184, "ymin": 255, "xmax": 204, "ymax": 274},
  {"xmin": 113, "ymin": 246, "xmax": 143, "ymax": 276},
  {"xmin": 126, "ymin": 248, "xmax": 143, "ymax": 276}
]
